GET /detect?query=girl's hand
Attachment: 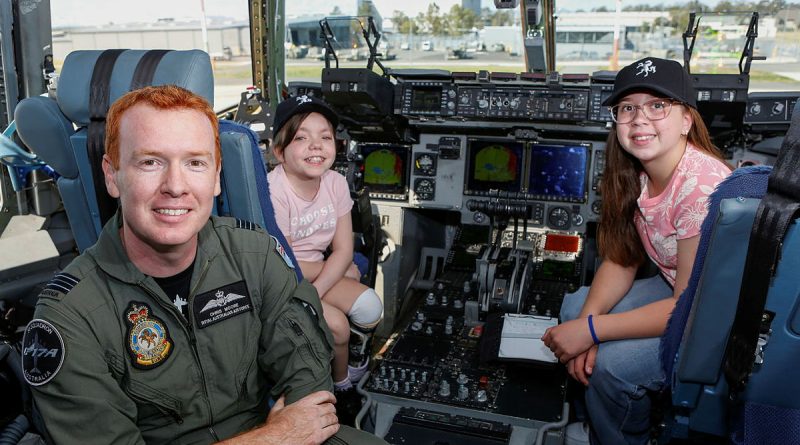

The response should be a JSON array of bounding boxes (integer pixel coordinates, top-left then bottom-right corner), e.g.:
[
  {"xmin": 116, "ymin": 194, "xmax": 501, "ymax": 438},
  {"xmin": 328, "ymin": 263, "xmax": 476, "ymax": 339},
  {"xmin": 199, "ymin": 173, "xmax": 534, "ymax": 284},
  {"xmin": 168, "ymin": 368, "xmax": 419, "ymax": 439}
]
[
  {"xmin": 567, "ymin": 345, "xmax": 598, "ymax": 386},
  {"xmin": 345, "ymin": 263, "xmax": 361, "ymax": 281},
  {"xmin": 541, "ymin": 318, "xmax": 595, "ymax": 363}
]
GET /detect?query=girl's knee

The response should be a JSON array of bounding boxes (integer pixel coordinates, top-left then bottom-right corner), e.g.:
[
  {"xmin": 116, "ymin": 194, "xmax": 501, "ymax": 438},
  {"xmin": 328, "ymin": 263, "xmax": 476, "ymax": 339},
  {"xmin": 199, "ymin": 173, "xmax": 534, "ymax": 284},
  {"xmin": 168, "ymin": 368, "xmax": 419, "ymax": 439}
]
[
  {"xmin": 324, "ymin": 309, "xmax": 350, "ymax": 345},
  {"xmin": 560, "ymin": 286, "xmax": 590, "ymax": 321},
  {"xmin": 349, "ymin": 288, "xmax": 383, "ymax": 329}
]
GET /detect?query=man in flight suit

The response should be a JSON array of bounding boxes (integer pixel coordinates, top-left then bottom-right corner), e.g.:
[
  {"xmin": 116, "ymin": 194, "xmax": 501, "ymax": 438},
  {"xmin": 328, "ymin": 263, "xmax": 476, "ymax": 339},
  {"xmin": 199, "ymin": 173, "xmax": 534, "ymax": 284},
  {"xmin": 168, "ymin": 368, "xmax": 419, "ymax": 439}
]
[{"xmin": 21, "ymin": 85, "xmax": 386, "ymax": 444}]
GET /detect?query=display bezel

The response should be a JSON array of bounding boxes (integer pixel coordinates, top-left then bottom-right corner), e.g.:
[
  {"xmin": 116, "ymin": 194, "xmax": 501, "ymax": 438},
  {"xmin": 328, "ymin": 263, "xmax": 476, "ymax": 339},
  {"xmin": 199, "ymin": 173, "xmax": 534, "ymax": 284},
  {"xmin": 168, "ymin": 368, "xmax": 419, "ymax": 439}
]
[
  {"xmin": 464, "ymin": 138, "xmax": 525, "ymax": 196},
  {"xmin": 409, "ymin": 86, "xmax": 444, "ymax": 114},
  {"xmin": 526, "ymin": 142, "xmax": 590, "ymax": 202},
  {"xmin": 359, "ymin": 143, "xmax": 411, "ymax": 199}
]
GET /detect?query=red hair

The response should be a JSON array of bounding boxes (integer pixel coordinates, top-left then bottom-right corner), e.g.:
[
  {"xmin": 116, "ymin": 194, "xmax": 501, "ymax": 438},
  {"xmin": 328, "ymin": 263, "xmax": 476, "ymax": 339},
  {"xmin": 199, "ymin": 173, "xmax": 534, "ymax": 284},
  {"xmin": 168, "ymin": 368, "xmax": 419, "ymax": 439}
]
[{"xmin": 105, "ymin": 85, "xmax": 220, "ymax": 169}]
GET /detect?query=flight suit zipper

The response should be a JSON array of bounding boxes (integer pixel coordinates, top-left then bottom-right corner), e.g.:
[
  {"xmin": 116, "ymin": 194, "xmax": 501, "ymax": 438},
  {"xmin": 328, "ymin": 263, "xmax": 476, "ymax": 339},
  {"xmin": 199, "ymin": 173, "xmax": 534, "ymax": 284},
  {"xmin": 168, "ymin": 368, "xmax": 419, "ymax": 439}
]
[
  {"xmin": 287, "ymin": 319, "xmax": 326, "ymax": 366},
  {"xmin": 138, "ymin": 258, "xmax": 219, "ymax": 441}
]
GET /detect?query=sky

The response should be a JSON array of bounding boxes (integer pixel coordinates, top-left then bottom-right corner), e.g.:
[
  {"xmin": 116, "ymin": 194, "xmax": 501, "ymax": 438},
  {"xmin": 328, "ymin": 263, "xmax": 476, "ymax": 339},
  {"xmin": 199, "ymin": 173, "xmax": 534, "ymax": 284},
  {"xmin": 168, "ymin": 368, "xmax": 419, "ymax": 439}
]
[
  {"xmin": 51, "ymin": 0, "xmax": 720, "ymax": 27},
  {"xmin": 51, "ymin": 0, "xmax": 461, "ymax": 27}
]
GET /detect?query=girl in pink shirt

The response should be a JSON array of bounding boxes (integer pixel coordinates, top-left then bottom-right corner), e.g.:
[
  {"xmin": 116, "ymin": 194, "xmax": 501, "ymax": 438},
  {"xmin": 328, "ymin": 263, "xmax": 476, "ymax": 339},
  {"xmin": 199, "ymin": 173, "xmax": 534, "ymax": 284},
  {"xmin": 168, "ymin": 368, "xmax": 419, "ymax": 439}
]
[
  {"xmin": 268, "ymin": 96, "xmax": 383, "ymax": 396},
  {"xmin": 542, "ymin": 58, "xmax": 731, "ymax": 444}
]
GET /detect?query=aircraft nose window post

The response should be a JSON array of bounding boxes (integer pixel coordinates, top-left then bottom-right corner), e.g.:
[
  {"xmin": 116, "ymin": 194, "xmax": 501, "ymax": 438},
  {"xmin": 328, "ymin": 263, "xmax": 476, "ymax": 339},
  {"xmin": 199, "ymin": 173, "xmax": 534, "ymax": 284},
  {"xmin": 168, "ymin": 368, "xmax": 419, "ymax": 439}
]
[{"xmin": 3, "ymin": 2, "xmax": 800, "ymax": 445}]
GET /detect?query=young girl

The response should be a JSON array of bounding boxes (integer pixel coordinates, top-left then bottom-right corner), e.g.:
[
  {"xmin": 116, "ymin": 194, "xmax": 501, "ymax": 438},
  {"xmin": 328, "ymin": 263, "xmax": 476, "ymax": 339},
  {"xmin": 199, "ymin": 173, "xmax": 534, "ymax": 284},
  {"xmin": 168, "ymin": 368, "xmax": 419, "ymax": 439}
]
[
  {"xmin": 541, "ymin": 58, "xmax": 732, "ymax": 445},
  {"xmin": 268, "ymin": 95, "xmax": 383, "ymax": 394}
]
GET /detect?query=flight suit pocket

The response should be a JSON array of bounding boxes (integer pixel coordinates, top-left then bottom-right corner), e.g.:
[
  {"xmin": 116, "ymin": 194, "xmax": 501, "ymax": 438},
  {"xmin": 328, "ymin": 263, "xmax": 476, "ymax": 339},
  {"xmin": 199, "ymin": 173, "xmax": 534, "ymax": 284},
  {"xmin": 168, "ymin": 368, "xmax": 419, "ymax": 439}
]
[
  {"xmin": 124, "ymin": 378, "xmax": 184, "ymax": 429},
  {"xmin": 235, "ymin": 331, "xmax": 259, "ymax": 403},
  {"xmin": 288, "ymin": 291, "xmax": 334, "ymax": 364}
]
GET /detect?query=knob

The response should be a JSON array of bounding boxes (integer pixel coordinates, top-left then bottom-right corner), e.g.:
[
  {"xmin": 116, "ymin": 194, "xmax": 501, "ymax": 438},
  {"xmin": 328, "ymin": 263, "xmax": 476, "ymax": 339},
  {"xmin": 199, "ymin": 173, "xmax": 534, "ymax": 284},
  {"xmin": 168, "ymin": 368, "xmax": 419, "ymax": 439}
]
[
  {"xmin": 476, "ymin": 389, "xmax": 488, "ymax": 402},
  {"xmin": 458, "ymin": 385, "xmax": 469, "ymax": 400},
  {"xmin": 439, "ymin": 380, "xmax": 451, "ymax": 397},
  {"xmin": 426, "ymin": 292, "xmax": 436, "ymax": 305}
]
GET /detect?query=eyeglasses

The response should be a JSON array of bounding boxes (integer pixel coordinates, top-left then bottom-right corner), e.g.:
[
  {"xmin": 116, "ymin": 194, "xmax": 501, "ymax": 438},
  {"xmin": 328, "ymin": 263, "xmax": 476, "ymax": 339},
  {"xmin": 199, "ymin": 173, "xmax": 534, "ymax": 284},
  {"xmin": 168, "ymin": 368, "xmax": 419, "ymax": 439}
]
[{"xmin": 610, "ymin": 99, "xmax": 679, "ymax": 124}]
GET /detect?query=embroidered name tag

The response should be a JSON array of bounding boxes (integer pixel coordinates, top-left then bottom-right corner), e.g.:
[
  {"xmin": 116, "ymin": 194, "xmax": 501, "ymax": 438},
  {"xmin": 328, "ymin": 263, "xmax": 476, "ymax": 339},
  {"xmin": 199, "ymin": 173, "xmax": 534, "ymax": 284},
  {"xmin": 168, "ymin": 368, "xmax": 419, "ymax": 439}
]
[{"xmin": 193, "ymin": 281, "xmax": 253, "ymax": 329}]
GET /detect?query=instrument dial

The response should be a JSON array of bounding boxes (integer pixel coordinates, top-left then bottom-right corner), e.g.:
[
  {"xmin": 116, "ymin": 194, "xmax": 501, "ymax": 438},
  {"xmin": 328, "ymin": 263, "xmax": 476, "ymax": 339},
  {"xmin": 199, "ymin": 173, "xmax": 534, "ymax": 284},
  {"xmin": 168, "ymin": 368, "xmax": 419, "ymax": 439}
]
[
  {"xmin": 548, "ymin": 206, "xmax": 571, "ymax": 230},
  {"xmin": 414, "ymin": 178, "xmax": 435, "ymax": 201},
  {"xmin": 414, "ymin": 153, "xmax": 437, "ymax": 176}
]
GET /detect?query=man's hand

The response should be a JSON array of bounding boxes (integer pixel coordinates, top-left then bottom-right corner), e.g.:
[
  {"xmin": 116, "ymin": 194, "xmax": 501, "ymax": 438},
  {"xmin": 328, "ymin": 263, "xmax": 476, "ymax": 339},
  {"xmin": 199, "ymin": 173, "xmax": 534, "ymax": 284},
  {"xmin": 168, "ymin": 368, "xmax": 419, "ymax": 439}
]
[
  {"xmin": 220, "ymin": 391, "xmax": 339, "ymax": 444},
  {"xmin": 541, "ymin": 318, "xmax": 595, "ymax": 364},
  {"xmin": 266, "ymin": 391, "xmax": 340, "ymax": 444}
]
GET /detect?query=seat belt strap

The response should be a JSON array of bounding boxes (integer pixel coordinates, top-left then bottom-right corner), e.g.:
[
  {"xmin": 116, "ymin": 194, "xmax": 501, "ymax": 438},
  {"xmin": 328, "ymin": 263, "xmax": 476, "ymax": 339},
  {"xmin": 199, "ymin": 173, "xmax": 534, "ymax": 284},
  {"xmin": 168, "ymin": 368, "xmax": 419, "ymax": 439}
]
[
  {"xmin": 130, "ymin": 49, "xmax": 171, "ymax": 90},
  {"xmin": 87, "ymin": 48, "xmax": 126, "ymax": 227},
  {"xmin": 724, "ymin": 110, "xmax": 800, "ymax": 392}
]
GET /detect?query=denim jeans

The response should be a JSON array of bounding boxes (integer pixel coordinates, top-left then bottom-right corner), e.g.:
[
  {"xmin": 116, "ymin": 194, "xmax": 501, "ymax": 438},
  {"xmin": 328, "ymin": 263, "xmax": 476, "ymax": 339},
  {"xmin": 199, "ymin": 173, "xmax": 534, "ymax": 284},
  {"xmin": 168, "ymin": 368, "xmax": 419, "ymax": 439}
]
[{"xmin": 560, "ymin": 275, "xmax": 673, "ymax": 445}]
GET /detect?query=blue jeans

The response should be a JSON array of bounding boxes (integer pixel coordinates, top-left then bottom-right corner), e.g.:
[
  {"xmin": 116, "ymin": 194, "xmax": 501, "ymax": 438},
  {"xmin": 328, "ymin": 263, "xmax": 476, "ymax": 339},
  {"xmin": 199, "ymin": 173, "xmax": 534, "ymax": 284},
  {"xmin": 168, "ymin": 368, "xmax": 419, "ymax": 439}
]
[{"xmin": 560, "ymin": 275, "xmax": 673, "ymax": 445}]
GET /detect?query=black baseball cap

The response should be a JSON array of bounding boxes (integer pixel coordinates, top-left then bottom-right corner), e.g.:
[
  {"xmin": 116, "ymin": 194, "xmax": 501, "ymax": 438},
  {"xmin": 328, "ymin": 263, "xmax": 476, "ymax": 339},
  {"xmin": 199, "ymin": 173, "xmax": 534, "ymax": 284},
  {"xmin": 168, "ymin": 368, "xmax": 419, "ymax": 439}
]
[
  {"xmin": 602, "ymin": 57, "xmax": 697, "ymax": 109},
  {"xmin": 271, "ymin": 94, "xmax": 340, "ymax": 139}
]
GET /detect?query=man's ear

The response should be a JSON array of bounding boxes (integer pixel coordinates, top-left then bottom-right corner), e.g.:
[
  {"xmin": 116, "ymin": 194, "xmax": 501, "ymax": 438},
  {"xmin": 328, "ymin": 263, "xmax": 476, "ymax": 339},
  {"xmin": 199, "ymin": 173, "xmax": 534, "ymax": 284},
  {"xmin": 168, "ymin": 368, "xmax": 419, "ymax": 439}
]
[
  {"xmin": 214, "ymin": 164, "xmax": 222, "ymax": 197},
  {"xmin": 102, "ymin": 155, "xmax": 121, "ymax": 198}
]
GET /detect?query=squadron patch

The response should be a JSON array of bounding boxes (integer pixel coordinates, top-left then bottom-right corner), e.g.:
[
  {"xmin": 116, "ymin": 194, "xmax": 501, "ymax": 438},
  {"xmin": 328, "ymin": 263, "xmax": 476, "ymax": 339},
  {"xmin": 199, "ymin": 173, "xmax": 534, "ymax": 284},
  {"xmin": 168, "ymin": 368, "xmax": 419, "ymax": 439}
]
[
  {"xmin": 271, "ymin": 235, "xmax": 295, "ymax": 269},
  {"xmin": 22, "ymin": 319, "xmax": 65, "ymax": 386},
  {"xmin": 193, "ymin": 281, "xmax": 253, "ymax": 329},
  {"xmin": 125, "ymin": 303, "xmax": 173, "ymax": 369}
]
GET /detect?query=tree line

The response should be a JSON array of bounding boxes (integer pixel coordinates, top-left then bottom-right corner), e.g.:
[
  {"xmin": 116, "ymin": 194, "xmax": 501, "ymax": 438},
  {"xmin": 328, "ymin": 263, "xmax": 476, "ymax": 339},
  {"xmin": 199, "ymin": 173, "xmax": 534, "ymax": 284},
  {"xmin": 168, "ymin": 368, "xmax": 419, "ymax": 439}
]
[{"xmin": 371, "ymin": 0, "xmax": 799, "ymax": 37}]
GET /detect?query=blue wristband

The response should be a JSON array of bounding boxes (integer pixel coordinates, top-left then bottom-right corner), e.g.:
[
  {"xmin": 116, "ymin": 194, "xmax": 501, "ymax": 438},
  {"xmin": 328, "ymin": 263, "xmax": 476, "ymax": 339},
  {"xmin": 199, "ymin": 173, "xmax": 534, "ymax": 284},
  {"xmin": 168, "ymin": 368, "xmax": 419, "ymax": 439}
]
[{"xmin": 588, "ymin": 315, "xmax": 601, "ymax": 345}]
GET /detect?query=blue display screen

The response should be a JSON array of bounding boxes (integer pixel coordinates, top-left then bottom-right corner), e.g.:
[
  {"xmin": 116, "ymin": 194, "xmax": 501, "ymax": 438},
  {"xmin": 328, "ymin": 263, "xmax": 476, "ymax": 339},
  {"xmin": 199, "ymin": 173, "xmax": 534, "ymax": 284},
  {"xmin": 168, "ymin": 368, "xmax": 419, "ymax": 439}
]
[{"xmin": 528, "ymin": 145, "xmax": 588, "ymax": 200}]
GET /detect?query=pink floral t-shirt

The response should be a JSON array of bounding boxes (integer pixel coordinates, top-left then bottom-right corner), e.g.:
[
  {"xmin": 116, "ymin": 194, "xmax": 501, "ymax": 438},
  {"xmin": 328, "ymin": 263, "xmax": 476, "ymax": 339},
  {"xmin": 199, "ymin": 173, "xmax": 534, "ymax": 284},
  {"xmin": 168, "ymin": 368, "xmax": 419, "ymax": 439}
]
[
  {"xmin": 634, "ymin": 144, "xmax": 730, "ymax": 286},
  {"xmin": 268, "ymin": 165, "xmax": 353, "ymax": 262}
]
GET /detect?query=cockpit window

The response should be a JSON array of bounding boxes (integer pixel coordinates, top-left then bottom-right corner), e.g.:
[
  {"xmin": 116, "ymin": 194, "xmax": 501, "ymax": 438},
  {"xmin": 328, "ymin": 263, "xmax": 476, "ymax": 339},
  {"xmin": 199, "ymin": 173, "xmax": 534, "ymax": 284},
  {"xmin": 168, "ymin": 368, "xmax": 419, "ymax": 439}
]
[{"xmin": 50, "ymin": 1, "xmax": 800, "ymax": 110}]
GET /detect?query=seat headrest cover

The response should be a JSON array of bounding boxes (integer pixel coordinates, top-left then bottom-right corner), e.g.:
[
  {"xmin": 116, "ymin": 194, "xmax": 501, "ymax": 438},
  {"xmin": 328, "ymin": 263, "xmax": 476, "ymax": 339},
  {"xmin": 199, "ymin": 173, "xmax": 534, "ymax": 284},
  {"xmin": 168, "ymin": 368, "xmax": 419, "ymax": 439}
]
[
  {"xmin": 58, "ymin": 49, "xmax": 214, "ymax": 125},
  {"xmin": 15, "ymin": 96, "xmax": 79, "ymax": 178}
]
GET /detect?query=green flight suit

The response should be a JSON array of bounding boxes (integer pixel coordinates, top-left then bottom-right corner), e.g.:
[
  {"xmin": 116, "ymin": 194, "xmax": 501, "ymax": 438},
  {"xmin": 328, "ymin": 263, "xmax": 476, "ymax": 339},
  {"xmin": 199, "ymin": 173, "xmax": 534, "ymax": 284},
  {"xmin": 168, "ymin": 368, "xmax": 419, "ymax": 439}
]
[{"xmin": 22, "ymin": 213, "xmax": 385, "ymax": 444}]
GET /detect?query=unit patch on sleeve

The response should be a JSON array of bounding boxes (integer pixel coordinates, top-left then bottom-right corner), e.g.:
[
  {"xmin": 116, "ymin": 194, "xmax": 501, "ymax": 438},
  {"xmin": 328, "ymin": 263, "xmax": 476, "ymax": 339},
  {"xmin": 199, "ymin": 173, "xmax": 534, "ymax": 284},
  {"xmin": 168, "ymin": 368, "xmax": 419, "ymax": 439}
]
[
  {"xmin": 271, "ymin": 235, "xmax": 295, "ymax": 269},
  {"xmin": 22, "ymin": 319, "xmax": 65, "ymax": 386},
  {"xmin": 125, "ymin": 303, "xmax": 173, "ymax": 369},
  {"xmin": 193, "ymin": 281, "xmax": 253, "ymax": 329}
]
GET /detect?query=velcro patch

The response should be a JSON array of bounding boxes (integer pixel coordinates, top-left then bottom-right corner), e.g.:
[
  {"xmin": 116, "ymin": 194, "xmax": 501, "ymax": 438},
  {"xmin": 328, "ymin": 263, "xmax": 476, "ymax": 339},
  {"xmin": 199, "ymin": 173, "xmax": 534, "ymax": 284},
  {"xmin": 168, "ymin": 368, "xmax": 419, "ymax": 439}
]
[
  {"xmin": 271, "ymin": 235, "xmax": 295, "ymax": 269},
  {"xmin": 22, "ymin": 319, "xmax": 65, "ymax": 386},
  {"xmin": 193, "ymin": 281, "xmax": 253, "ymax": 329}
]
